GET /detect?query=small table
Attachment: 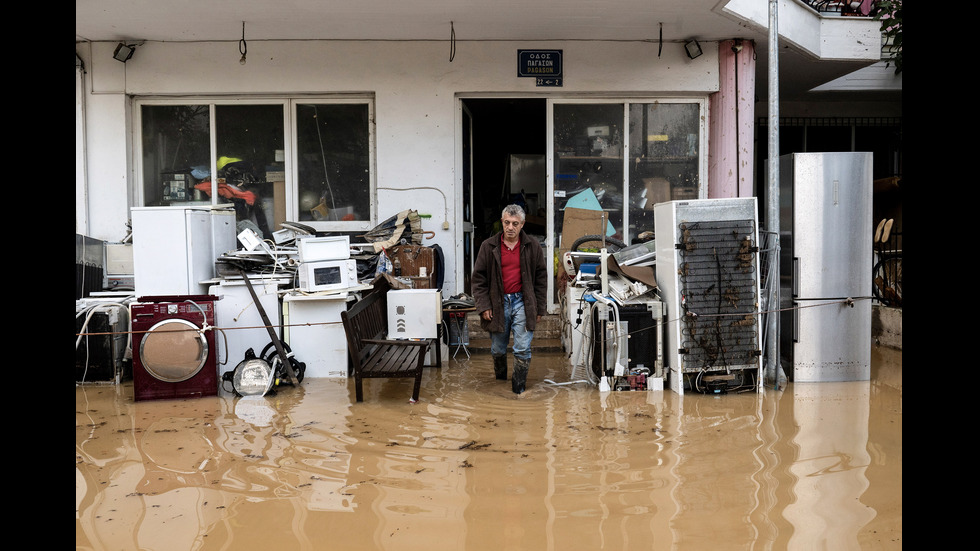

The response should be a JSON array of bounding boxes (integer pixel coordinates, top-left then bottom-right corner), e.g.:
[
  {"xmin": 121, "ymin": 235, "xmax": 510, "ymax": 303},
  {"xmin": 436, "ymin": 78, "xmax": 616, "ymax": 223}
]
[{"xmin": 443, "ymin": 307, "xmax": 476, "ymax": 360}]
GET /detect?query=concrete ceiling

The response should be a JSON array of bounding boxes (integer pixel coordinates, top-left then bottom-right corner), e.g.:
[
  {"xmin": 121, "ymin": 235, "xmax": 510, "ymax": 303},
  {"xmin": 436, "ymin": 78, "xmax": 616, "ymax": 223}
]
[{"xmin": 75, "ymin": 0, "xmax": 891, "ymax": 102}]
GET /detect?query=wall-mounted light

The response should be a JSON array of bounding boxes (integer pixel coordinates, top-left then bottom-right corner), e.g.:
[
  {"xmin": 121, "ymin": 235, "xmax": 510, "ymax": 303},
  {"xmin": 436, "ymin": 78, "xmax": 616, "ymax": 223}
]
[
  {"xmin": 685, "ymin": 39, "xmax": 703, "ymax": 60},
  {"xmin": 113, "ymin": 43, "xmax": 135, "ymax": 63}
]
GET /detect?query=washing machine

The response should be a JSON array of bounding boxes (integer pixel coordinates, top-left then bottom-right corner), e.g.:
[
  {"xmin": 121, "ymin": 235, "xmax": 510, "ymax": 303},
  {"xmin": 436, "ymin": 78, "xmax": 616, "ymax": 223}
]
[{"xmin": 131, "ymin": 295, "xmax": 220, "ymax": 401}]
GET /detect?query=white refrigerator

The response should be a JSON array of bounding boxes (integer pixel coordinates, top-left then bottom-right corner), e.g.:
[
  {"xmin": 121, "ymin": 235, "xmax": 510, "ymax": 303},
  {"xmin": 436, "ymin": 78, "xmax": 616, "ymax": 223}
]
[
  {"xmin": 131, "ymin": 205, "xmax": 237, "ymax": 297},
  {"xmin": 777, "ymin": 152, "xmax": 873, "ymax": 382}
]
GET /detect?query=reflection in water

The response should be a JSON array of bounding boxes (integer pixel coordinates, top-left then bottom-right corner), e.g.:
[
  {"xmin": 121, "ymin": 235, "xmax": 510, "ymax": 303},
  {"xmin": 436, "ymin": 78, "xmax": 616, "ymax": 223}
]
[
  {"xmin": 784, "ymin": 382, "xmax": 875, "ymax": 549},
  {"xmin": 76, "ymin": 349, "xmax": 901, "ymax": 550}
]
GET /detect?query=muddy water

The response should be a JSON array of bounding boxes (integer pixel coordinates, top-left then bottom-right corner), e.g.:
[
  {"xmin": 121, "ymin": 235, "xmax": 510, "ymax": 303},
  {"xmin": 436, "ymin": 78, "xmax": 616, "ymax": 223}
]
[{"xmin": 76, "ymin": 346, "xmax": 901, "ymax": 551}]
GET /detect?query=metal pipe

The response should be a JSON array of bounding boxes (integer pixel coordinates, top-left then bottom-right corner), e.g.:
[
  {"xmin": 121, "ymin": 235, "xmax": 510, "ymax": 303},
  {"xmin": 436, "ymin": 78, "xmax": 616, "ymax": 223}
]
[{"xmin": 766, "ymin": 0, "xmax": 784, "ymax": 389}]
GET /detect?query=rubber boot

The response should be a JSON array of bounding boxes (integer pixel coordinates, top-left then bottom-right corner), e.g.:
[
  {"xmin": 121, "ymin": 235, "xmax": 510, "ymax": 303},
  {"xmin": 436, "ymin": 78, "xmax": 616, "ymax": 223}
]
[
  {"xmin": 512, "ymin": 357, "xmax": 529, "ymax": 394},
  {"xmin": 493, "ymin": 354, "xmax": 508, "ymax": 380}
]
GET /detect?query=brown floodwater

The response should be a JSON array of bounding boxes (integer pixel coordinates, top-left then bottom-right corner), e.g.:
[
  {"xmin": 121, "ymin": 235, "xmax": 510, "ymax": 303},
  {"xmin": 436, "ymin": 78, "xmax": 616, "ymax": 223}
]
[{"xmin": 76, "ymin": 345, "xmax": 901, "ymax": 551}]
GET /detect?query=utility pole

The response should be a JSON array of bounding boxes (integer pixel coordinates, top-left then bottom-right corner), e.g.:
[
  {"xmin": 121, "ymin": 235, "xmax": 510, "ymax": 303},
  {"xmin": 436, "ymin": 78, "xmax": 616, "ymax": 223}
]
[{"xmin": 766, "ymin": 0, "xmax": 784, "ymax": 389}]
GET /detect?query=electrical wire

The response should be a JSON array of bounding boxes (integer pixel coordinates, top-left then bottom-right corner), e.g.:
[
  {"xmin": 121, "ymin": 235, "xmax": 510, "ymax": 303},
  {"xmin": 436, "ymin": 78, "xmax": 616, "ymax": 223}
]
[
  {"xmin": 183, "ymin": 298, "xmax": 230, "ymax": 366},
  {"xmin": 312, "ymin": 105, "xmax": 337, "ymax": 210},
  {"xmin": 377, "ymin": 186, "xmax": 450, "ymax": 228},
  {"xmin": 75, "ymin": 302, "xmax": 132, "ymax": 353},
  {"xmin": 658, "ymin": 23, "xmax": 663, "ymax": 58},
  {"xmin": 449, "ymin": 21, "xmax": 456, "ymax": 62},
  {"xmin": 590, "ymin": 291, "xmax": 625, "ymax": 377},
  {"xmin": 75, "ymin": 301, "xmax": 133, "ymax": 384},
  {"xmin": 545, "ymin": 298, "xmax": 596, "ymax": 386},
  {"xmin": 239, "ymin": 21, "xmax": 248, "ymax": 64}
]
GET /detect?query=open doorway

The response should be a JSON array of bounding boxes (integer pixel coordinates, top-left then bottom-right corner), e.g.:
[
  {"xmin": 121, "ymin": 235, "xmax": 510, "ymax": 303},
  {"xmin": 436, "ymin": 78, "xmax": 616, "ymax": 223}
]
[{"xmin": 459, "ymin": 98, "xmax": 547, "ymax": 294}]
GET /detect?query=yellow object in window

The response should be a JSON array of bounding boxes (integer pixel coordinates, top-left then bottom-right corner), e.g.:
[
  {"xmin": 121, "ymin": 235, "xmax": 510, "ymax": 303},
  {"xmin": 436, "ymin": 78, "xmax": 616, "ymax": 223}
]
[{"xmin": 217, "ymin": 156, "xmax": 243, "ymax": 170}]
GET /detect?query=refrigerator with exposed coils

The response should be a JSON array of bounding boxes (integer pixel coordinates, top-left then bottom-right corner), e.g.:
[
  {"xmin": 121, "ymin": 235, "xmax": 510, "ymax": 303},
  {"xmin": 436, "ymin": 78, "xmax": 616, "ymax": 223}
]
[{"xmin": 655, "ymin": 197, "xmax": 764, "ymax": 395}]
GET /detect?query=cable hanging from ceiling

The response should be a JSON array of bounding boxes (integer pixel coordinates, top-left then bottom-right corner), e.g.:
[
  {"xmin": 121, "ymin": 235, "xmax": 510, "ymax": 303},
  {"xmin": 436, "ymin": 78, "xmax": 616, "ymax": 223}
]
[
  {"xmin": 239, "ymin": 21, "xmax": 248, "ymax": 65},
  {"xmin": 658, "ymin": 22, "xmax": 663, "ymax": 58},
  {"xmin": 449, "ymin": 21, "xmax": 456, "ymax": 62}
]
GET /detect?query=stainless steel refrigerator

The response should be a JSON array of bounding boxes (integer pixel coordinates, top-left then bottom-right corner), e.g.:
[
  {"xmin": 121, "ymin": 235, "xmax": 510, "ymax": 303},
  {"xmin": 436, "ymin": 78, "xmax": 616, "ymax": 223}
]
[{"xmin": 778, "ymin": 152, "xmax": 873, "ymax": 382}]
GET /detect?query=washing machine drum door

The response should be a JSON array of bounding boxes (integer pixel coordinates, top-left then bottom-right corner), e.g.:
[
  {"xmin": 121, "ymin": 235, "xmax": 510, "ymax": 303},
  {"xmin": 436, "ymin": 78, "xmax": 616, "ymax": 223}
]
[{"xmin": 139, "ymin": 319, "xmax": 209, "ymax": 383}]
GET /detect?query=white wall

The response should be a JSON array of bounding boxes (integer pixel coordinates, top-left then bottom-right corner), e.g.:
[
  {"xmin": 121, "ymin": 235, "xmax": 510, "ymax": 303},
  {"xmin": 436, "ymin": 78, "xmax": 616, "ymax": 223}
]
[{"xmin": 76, "ymin": 39, "xmax": 719, "ymax": 294}]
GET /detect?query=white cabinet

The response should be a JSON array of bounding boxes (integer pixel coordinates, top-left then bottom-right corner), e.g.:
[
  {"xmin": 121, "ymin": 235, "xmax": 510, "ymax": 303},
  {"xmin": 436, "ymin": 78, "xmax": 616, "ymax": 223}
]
[{"xmin": 282, "ymin": 293, "xmax": 351, "ymax": 378}]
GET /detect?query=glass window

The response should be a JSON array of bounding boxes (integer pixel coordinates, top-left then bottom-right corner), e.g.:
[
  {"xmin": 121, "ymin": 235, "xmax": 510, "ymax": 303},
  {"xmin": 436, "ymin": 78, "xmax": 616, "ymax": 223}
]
[
  {"xmin": 627, "ymin": 102, "xmax": 702, "ymax": 237},
  {"xmin": 137, "ymin": 98, "xmax": 375, "ymax": 236},
  {"xmin": 552, "ymin": 101, "xmax": 702, "ymax": 248},
  {"xmin": 139, "ymin": 105, "xmax": 210, "ymax": 207},
  {"xmin": 294, "ymin": 103, "xmax": 372, "ymax": 224},
  {"xmin": 553, "ymin": 103, "xmax": 625, "ymax": 250},
  {"xmin": 215, "ymin": 104, "xmax": 285, "ymax": 240},
  {"xmin": 548, "ymin": 99, "xmax": 703, "ymax": 311}
]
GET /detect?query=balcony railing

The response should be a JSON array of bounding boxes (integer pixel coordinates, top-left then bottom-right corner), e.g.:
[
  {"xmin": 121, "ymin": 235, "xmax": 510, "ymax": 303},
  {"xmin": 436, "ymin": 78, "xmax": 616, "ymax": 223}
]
[{"xmin": 802, "ymin": 0, "xmax": 874, "ymax": 16}]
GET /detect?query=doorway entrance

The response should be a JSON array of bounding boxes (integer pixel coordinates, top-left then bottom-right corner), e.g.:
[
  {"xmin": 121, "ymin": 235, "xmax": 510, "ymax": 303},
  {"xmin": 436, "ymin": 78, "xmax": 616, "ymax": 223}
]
[{"xmin": 459, "ymin": 98, "xmax": 547, "ymax": 295}]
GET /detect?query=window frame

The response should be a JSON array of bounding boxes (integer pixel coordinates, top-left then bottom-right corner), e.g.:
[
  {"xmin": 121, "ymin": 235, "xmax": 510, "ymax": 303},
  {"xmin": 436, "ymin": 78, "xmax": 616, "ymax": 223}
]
[
  {"xmin": 133, "ymin": 96, "xmax": 377, "ymax": 232},
  {"xmin": 545, "ymin": 96, "xmax": 707, "ymax": 313},
  {"xmin": 289, "ymin": 98, "xmax": 377, "ymax": 232}
]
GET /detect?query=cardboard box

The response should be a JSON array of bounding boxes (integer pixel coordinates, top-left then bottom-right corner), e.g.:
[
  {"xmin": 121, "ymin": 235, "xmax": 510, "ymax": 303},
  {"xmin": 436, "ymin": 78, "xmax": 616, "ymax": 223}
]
[
  {"xmin": 558, "ymin": 207, "xmax": 608, "ymax": 260},
  {"xmin": 642, "ymin": 178, "xmax": 671, "ymax": 210},
  {"xmin": 273, "ymin": 181, "xmax": 286, "ymax": 230},
  {"xmin": 674, "ymin": 187, "xmax": 698, "ymax": 199},
  {"xmin": 105, "ymin": 243, "xmax": 134, "ymax": 274}
]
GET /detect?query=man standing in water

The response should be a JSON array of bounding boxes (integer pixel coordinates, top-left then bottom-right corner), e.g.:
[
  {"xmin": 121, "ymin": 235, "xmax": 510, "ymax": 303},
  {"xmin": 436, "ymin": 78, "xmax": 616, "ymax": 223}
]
[{"xmin": 472, "ymin": 204, "xmax": 548, "ymax": 394}]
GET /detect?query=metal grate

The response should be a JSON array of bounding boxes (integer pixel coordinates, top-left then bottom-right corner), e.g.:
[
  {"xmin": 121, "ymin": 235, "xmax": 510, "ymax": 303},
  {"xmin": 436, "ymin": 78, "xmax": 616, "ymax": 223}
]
[{"xmin": 676, "ymin": 219, "xmax": 761, "ymax": 373}]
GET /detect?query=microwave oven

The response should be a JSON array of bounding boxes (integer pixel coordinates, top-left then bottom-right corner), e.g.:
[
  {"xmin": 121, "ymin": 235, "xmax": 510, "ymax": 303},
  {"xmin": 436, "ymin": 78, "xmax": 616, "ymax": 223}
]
[{"xmin": 297, "ymin": 259, "xmax": 358, "ymax": 292}]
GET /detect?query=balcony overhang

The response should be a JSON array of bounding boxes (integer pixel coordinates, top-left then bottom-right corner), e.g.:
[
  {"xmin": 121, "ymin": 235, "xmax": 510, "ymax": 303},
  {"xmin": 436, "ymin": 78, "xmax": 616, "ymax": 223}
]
[{"xmin": 720, "ymin": 0, "xmax": 881, "ymax": 62}]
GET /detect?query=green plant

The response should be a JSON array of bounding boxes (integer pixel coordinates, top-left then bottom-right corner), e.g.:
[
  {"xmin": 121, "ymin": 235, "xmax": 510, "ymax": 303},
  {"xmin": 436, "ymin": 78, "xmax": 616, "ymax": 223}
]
[{"xmin": 873, "ymin": 0, "xmax": 902, "ymax": 74}]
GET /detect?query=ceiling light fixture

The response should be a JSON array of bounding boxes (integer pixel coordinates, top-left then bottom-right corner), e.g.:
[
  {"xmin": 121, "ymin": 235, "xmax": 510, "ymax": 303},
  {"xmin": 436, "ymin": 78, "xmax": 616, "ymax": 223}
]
[
  {"xmin": 685, "ymin": 39, "xmax": 703, "ymax": 60},
  {"xmin": 113, "ymin": 43, "xmax": 135, "ymax": 63}
]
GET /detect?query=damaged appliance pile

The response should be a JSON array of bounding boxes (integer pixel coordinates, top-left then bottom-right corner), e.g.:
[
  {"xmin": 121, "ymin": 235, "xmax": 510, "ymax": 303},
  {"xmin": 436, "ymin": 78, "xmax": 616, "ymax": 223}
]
[
  {"xmin": 560, "ymin": 236, "xmax": 667, "ymax": 393},
  {"xmin": 214, "ymin": 209, "xmax": 435, "ymax": 398},
  {"xmin": 560, "ymin": 197, "xmax": 766, "ymax": 395}
]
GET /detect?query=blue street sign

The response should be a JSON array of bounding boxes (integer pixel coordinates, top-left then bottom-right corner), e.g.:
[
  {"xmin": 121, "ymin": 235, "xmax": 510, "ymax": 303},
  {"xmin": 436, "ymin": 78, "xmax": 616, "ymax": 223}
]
[{"xmin": 518, "ymin": 49, "xmax": 562, "ymax": 79}]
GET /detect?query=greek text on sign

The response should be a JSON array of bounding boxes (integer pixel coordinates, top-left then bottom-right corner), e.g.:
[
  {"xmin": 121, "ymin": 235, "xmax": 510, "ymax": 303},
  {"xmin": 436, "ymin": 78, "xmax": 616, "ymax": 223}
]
[{"xmin": 518, "ymin": 50, "xmax": 563, "ymax": 78}]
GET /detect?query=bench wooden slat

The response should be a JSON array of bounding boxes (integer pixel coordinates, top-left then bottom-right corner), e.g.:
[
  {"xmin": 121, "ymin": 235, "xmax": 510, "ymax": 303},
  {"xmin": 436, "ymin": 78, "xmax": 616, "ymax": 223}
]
[{"xmin": 366, "ymin": 346, "xmax": 419, "ymax": 375}]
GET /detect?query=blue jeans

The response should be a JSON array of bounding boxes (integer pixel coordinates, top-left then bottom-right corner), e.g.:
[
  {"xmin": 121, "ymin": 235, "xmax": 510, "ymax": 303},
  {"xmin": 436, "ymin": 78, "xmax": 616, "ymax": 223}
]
[{"xmin": 490, "ymin": 292, "xmax": 533, "ymax": 361}]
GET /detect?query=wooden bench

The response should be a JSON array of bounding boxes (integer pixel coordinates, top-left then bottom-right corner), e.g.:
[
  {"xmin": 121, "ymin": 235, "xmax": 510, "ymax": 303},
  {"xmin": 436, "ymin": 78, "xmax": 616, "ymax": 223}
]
[{"xmin": 341, "ymin": 285, "xmax": 441, "ymax": 402}]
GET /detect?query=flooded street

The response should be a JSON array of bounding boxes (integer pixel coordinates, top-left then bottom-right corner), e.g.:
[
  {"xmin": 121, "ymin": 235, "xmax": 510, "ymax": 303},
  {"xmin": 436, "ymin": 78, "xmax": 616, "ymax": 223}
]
[{"xmin": 76, "ymin": 345, "xmax": 901, "ymax": 551}]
